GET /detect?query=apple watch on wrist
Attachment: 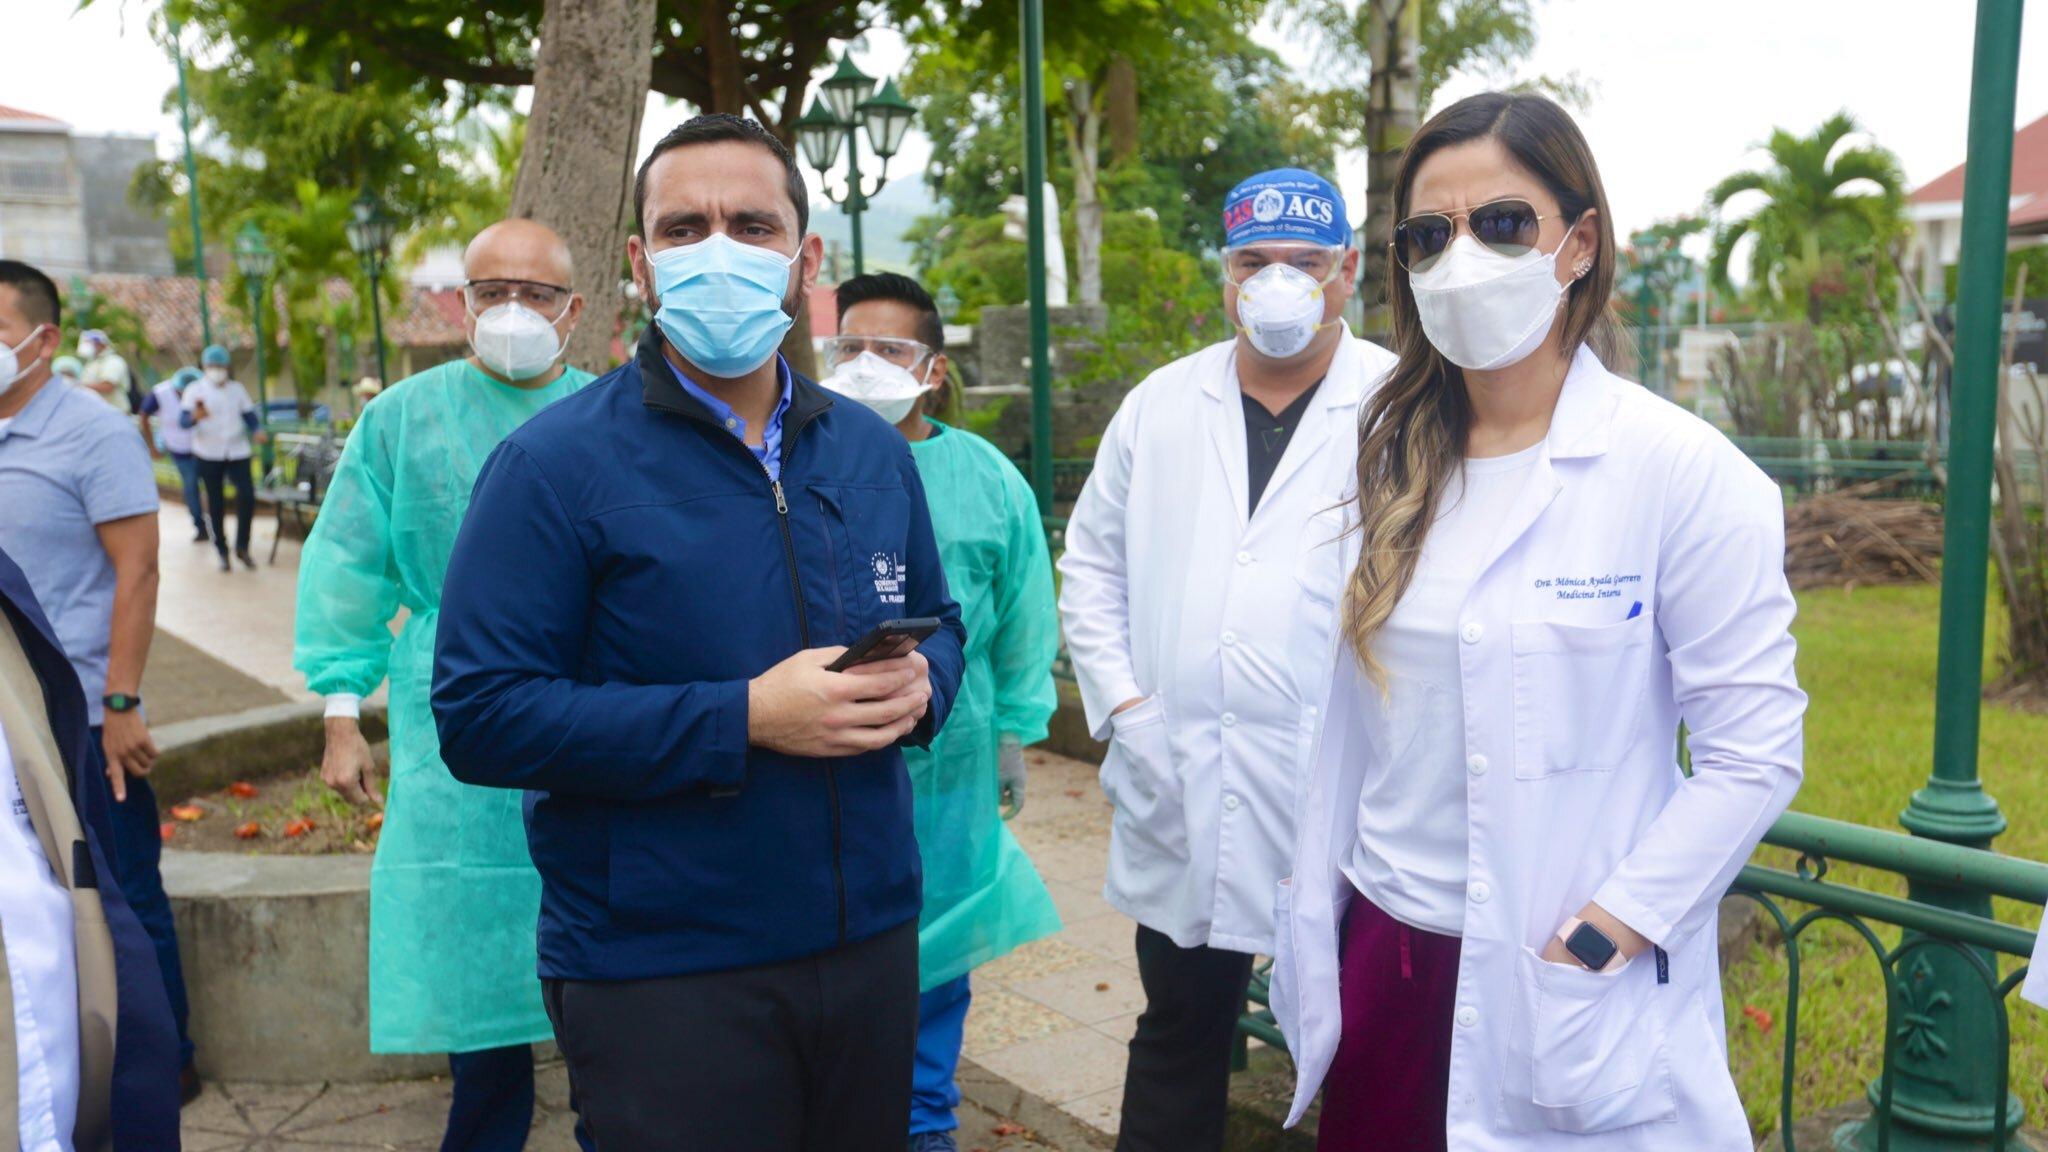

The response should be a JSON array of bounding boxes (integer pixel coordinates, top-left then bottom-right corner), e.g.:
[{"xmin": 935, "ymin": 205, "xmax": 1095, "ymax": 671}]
[{"xmin": 1557, "ymin": 917, "xmax": 1627, "ymax": 973}]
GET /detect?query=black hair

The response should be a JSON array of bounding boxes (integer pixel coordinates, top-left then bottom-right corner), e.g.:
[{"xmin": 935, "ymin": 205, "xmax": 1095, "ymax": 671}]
[
  {"xmin": 0, "ymin": 260, "xmax": 61, "ymax": 327},
  {"xmin": 834, "ymin": 272, "xmax": 944, "ymax": 352},
  {"xmin": 634, "ymin": 113, "xmax": 810, "ymax": 238}
]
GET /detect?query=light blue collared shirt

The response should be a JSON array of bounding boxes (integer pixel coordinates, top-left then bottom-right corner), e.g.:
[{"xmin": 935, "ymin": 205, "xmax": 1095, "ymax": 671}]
[{"xmin": 666, "ymin": 356, "xmax": 795, "ymax": 481}]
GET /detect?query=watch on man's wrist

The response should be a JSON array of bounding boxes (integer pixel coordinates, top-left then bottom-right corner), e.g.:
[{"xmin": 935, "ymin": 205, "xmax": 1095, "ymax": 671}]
[
  {"xmin": 1558, "ymin": 917, "xmax": 1625, "ymax": 973},
  {"xmin": 102, "ymin": 693, "xmax": 142, "ymax": 714}
]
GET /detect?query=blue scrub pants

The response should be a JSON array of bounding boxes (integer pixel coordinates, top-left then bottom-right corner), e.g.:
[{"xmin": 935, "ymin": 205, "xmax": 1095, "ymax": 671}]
[
  {"xmin": 93, "ymin": 729, "xmax": 195, "ymax": 1070},
  {"xmin": 911, "ymin": 975, "xmax": 973, "ymax": 1136},
  {"xmin": 170, "ymin": 451, "xmax": 206, "ymax": 538},
  {"xmin": 444, "ymin": 1045, "xmax": 596, "ymax": 1152}
]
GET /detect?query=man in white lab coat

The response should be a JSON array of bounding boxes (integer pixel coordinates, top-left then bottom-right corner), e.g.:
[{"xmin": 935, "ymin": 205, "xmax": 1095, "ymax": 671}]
[{"xmin": 1058, "ymin": 169, "xmax": 1397, "ymax": 1152}]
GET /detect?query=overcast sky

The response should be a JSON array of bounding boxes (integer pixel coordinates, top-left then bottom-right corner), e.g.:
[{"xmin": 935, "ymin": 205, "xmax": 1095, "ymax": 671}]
[{"xmin": 13, "ymin": 0, "xmax": 2047, "ymax": 254}]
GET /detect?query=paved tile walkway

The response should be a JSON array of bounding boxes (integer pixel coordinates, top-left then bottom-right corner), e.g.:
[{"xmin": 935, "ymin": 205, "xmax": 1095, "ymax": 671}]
[{"xmin": 181, "ymin": 1060, "xmax": 1067, "ymax": 1150}]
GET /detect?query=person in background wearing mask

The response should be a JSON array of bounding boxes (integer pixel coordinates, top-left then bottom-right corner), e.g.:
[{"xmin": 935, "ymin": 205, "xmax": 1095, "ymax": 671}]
[
  {"xmin": 432, "ymin": 114, "xmax": 965, "ymax": 1151},
  {"xmin": 51, "ymin": 354, "xmax": 83, "ymax": 391},
  {"xmin": 0, "ymin": 259, "xmax": 201, "ymax": 1106},
  {"xmin": 181, "ymin": 345, "xmax": 266, "ymax": 572},
  {"xmin": 295, "ymin": 218, "xmax": 596, "ymax": 1152},
  {"xmin": 1270, "ymin": 92, "xmax": 1803, "ymax": 1151},
  {"xmin": 354, "ymin": 375, "xmax": 383, "ymax": 408},
  {"xmin": 76, "ymin": 330, "xmax": 133, "ymax": 414},
  {"xmin": 140, "ymin": 365, "xmax": 210, "ymax": 544},
  {"xmin": 821, "ymin": 273, "xmax": 1063, "ymax": 1152},
  {"xmin": 1058, "ymin": 169, "xmax": 1397, "ymax": 1152}
]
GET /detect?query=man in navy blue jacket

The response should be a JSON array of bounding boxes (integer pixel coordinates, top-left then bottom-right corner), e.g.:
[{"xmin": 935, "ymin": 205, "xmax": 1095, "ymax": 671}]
[
  {"xmin": 0, "ymin": 544, "xmax": 182, "ymax": 1149},
  {"xmin": 432, "ymin": 113, "xmax": 966, "ymax": 1152}
]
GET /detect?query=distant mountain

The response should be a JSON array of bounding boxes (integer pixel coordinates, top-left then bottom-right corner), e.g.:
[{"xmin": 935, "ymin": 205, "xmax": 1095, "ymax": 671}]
[{"xmin": 808, "ymin": 176, "xmax": 936, "ymax": 279}]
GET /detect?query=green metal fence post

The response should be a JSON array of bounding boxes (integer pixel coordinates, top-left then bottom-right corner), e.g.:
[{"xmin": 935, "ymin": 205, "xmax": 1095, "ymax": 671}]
[
  {"xmin": 1847, "ymin": 1, "xmax": 2028, "ymax": 1147},
  {"xmin": 1021, "ymin": 0, "xmax": 1053, "ymax": 517},
  {"xmin": 169, "ymin": 18, "xmax": 213, "ymax": 348}
]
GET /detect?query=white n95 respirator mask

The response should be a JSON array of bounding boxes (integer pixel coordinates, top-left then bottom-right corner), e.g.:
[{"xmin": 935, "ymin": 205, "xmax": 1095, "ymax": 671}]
[
  {"xmin": 470, "ymin": 303, "xmax": 565, "ymax": 381},
  {"xmin": 819, "ymin": 351, "xmax": 933, "ymax": 425},
  {"xmin": 1235, "ymin": 263, "xmax": 1337, "ymax": 360}
]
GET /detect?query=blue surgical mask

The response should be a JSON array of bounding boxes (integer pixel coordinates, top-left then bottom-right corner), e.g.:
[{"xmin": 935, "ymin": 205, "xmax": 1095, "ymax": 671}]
[{"xmin": 648, "ymin": 233, "xmax": 799, "ymax": 379}]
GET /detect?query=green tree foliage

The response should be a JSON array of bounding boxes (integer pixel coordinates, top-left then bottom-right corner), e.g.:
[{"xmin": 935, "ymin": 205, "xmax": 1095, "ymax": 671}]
[
  {"xmin": 123, "ymin": 5, "xmax": 511, "ymax": 396},
  {"xmin": 1619, "ymin": 215, "xmax": 1706, "ymax": 324},
  {"xmin": 168, "ymin": 0, "xmax": 924, "ymax": 140},
  {"xmin": 905, "ymin": 0, "xmax": 1273, "ymax": 303},
  {"xmin": 1708, "ymin": 111, "xmax": 1908, "ymax": 324},
  {"xmin": 61, "ymin": 280, "xmax": 151, "ymax": 373},
  {"xmin": 1287, "ymin": 0, "xmax": 1585, "ymax": 126}
]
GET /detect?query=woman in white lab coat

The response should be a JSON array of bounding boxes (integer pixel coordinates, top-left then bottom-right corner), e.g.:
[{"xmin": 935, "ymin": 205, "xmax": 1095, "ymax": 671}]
[{"xmin": 1271, "ymin": 91, "xmax": 1807, "ymax": 1151}]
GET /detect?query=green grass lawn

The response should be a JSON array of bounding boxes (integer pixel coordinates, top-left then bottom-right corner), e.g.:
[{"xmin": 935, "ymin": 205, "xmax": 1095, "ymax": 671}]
[{"xmin": 1724, "ymin": 583, "xmax": 2048, "ymax": 1138}]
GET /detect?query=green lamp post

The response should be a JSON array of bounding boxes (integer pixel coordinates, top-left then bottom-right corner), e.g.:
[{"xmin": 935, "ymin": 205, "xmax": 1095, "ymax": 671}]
[
  {"xmin": 230, "ymin": 222, "xmax": 276, "ymax": 469},
  {"xmin": 795, "ymin": 54, "xmax": 916, "ymax": 277},
  {"xmin": 1839, "ymin": 1, "xmax": 2027, "ymax": 1149},
  {"xmin": 345, "ymin": 188, "xmax": 396, "ymax": 390}
]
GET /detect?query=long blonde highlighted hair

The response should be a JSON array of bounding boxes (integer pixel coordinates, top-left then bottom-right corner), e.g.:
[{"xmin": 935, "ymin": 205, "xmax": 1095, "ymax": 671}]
[{"xmin": 1344, "ymin": 92, "xmax": 1622, "ymax": 684}]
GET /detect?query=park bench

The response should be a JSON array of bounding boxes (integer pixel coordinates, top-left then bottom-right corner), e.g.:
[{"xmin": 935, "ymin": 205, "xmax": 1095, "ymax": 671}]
[{"xmin": 257, "ymin": 431, "xmax": 344, "ymax": 565}]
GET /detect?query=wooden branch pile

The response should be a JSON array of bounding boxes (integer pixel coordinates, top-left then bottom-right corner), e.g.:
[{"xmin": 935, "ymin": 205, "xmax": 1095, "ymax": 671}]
[{"xmin": 1783, "ymin": 481, "xmax": 1943, "ymax": 591}]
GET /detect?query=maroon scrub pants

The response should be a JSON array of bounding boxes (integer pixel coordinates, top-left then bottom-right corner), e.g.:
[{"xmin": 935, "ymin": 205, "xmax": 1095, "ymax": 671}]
[{"xmin": 1314, "ymin": 889, "xmax": 1463, "ymax": 1152}]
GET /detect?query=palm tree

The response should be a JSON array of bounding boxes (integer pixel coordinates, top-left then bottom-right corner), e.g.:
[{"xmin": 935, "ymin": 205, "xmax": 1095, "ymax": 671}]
[{"xmin": 1708, "ymin": 111, "xmax": 1906, "ymax": 323}]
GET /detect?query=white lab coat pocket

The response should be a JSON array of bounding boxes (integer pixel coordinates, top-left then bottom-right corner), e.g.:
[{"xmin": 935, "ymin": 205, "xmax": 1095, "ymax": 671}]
[
  {"xmin": 1505, "ymin": 946, "xmax": 1676, "ymax": 1135},
  {"xmin": 1268, "ymin": 879, "xmax": 1299, "ymax": 1043},
  {"xmin": 1102, "ymin": 696, "xmax": 1186, "ymax": 858},
  {"xmin": 1510, "ymin": 613, "xmax": 1654, "ymax": 778}
]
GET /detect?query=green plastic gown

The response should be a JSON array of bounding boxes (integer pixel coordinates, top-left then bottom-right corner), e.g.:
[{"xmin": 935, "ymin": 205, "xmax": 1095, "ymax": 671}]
[
  {"xmin": 906, "ymin": 421, "xmax": 1064, "ymax": 990},
  {"xmin": 293, "ymin": 359, "xmax": 594, "ymax": 1054}
]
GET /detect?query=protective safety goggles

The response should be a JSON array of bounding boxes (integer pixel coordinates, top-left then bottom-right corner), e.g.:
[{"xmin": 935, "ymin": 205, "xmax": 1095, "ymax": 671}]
[
  {"xmin": 821, "ymin": 334, "xmax": 935, "ymax": 374},
  {"xmin": 1392, "ymin": 198, "xmax": 1569, "ymax": 273},
  {"xmin": 462, "ymin": 279, "xmax": 573, "ymax": 318},
  {"xmin": 1220, "ymin": 242, "xmax": 1347, "ymax": 288}
]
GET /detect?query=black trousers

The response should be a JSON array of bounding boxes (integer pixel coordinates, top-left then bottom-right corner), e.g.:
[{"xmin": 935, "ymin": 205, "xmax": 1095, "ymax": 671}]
[
  {"xmin": 1116, "ymin": 924, "xmax": 1257, "ymax": 1152},
  {"xmin": 544, "ymin": 919, "xmax": 918, "ymax": 1152},
  {"xmin": 196, "ymin": 456, "xmax": 255, "ymax": 557}
]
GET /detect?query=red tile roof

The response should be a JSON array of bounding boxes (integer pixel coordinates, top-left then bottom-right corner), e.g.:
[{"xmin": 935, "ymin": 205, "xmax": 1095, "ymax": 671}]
[
  {"xmin": 0, "ymin": 104, "xmax": 67, "ymax": 129},
  {"xmin": 1910, "ymin": 111, "xmax": 2048, "ymax": 230},
  {"xmin": 73, "ymin": 274, "xmax": 467, "ymax": 358}
]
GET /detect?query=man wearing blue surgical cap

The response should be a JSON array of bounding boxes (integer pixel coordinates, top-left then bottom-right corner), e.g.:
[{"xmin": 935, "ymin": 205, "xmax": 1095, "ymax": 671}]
[{"xmin": 1059, "ymin": 168, "xmax": 1397, "ymax": 1152}]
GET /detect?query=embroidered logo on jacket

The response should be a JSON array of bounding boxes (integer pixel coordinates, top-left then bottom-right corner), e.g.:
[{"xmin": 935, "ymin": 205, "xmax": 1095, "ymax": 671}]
[{"xmin": 871, "ymin": 553, "xmax": 906, "ymax": 607}]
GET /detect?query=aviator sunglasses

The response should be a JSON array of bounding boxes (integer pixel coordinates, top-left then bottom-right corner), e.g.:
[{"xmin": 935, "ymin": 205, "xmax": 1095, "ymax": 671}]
[{"xmin": 1391, "ymin": 198, "xmax": 1566, "ymax": 274}]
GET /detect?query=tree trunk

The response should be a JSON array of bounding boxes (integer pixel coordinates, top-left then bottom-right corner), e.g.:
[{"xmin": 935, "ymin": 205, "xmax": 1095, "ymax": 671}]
[
  {"xmin": 510, "ymin": 0, "xmax": 657, "ymax": 373},
  {"xmin": 1105, "ymin": 55, "xmax": 1139, "ymax": 164},
  {"xmin": 1065, "ymin": 76, "xmax": 1104, "ymax": 307},
  {"xmin": 1361, "ymin": 0, "xmax": 1421, "ymax": 338}
]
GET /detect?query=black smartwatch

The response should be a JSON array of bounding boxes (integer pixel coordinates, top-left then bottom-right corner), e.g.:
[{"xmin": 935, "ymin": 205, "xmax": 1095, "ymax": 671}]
[
  {"xmin": 1559, "ymin": 918, "xmax": 1623, "ymax": 973},
  {"xmin": 102, "ymin": 693, "xmax": 142, "ymax": 714}
]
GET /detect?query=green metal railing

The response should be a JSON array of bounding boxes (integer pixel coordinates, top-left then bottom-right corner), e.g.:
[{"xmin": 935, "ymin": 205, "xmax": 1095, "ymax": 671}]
[{"xmin": 1231, "ymin": 816, "xmax": 2047, "ymax": 1150}]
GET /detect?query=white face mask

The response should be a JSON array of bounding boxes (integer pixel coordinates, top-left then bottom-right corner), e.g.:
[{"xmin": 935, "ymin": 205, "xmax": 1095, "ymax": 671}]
[
  {"xmin": 470, "ymin": 302, "xmax": 565, "ymax": 381},
  {"xmin": 0, "ymin": 326, "xmax": 48, "ymax": 398},
  {"xmin": 204, "ymin": 365, "xmax": 229, "ymax": 384},
  {"xmin": 1409, "ymin": 232, "xmax": 1578, "ymax": 371},
  {"xmin": 819, "ymin": 351, "xmax": 932, "ymax": 425},
  {"xmin": 1234, "ymin": 262, "xmax": 1337, "ymax": 360}
]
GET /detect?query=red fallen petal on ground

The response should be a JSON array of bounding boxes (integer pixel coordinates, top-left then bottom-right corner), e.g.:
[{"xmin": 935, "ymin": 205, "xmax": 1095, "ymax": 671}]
[
  {"xmin": 158, "ymin": 823, "xmax": 175, "ymax": 842},
  {"xmin": 283, "ymin": 819, "xmax": 314, "ymax": 838},
  {"xmin": 1064, "ymin": 789, "xmax": 1084, "ymax": 798},
  {"xmin": 228, "ymin": 782, "xmax": 260, "ymax": 799},
  {"xmin": 1752, "ymin": 1009, "xmax": 1774, "ymax": 1032},
  {"xmin": 993, "ymin": 1122, "xmax": 1025, "ymax": 1136},
  {"xmin": 170, "ymin": 804, "xmax": 206, "ymax": 822},
  {"xmin": 366, "ymin": 812, "xmax": 385, "ymax": 832},
  {"xmin": 233, "ymin": 822, "xmax": 262, "ymax": 840}
]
